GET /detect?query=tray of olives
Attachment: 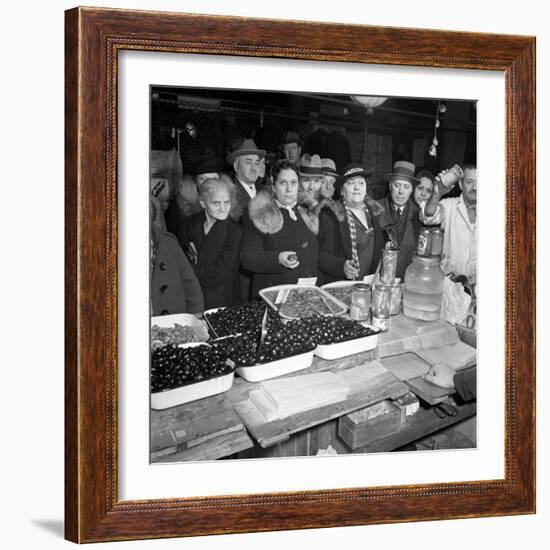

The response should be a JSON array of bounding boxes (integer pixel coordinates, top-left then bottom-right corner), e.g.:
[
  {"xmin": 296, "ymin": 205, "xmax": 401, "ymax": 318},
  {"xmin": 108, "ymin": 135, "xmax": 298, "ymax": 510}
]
[
  {"xmin": 259, "ymin": 284, "xmax": 347, "ymax": 320},
  {"xmin": 151, "ymin": 313, "xmax": 209, "ymax": 350},
  {"xmin": 203, "ymin": 301, "xmax": 267, "ymax": 338},
  {"xmin": 214, "ymin": 316, "xmax": 316, "ymax": 382},
  {"xmin": 299, "ymin": 316, "xmax": 380, "ymax": 360},
  {"xmin": 150, "ymin": 343, "xmax": 235, "ymax": 409}
]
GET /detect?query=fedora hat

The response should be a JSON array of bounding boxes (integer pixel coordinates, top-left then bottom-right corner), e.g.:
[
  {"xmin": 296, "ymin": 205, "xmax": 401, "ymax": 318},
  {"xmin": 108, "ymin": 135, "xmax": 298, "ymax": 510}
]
[
  {"xmin": 321, "ymin": 158, "xmax": 339, "ymax": 178},
  {"xmin": 386, "ymin": 160, "xmax": 419, "ymax": 183},
  {"xmin": 337, "ymin": 162, "xmax": 375, "ymax": 186},
  {"xmin": 226, "ymin": 138, "xmax": 265, "ymax": 164},
  {"xmin": 299, "ymin": 154, "xmax": 324, "ymax": 177},
  {"xmin": 281, "ymin": 131, "xmax": 302, "ymax": 146}
]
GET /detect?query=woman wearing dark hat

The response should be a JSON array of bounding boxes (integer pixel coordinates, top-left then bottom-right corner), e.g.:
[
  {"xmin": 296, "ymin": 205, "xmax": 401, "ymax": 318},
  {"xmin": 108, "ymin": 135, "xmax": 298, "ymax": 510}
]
[
  {"xmin": 318, "ymin": 163, "xmax": 385, "ymax": 284},
  {"xmin": 240, "ymin": 159, "xmax": 318, "ymax": 297},
  {"xmin": 377, "ymin": 160, "xmax": 422, "ymax": 279}
]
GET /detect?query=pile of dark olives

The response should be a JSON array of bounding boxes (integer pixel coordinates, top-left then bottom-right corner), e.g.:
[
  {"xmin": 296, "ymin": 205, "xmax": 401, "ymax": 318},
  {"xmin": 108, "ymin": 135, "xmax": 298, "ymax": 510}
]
[
  {"xmin": 299, "ymin": 316, "xmax": 379, "ymax": 345},
  {"xmin": 219, "ymin": 317, "xmax": 316, "ymax": 367},
  {"xmin": 204, "ymin": 301, "xmax": 271, "ymax": 337},
  {"xmin": 151, "ymin": 344, "xmax": 232, "ymax": 393}
]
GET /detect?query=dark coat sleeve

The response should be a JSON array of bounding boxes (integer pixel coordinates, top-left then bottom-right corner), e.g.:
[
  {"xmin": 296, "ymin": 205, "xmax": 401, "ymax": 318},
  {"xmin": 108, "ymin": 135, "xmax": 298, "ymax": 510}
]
[
  {"xmin": 175, "ymin": 242, "xmax": 204, "ymax": 314},
  {"xmin": 318, "ymin": 209, "xmax": 347, "ymax": 278},
  {"xmin": 240, "ymin": 215, "xmax": 283, "ymax": 274},
  {"xmin": 453, "ymin": 366, "xmax": 477, "ymax": 402},
  {"xmin": 194, "ymin": 223, "xmax": 242, "ymax": 288}
]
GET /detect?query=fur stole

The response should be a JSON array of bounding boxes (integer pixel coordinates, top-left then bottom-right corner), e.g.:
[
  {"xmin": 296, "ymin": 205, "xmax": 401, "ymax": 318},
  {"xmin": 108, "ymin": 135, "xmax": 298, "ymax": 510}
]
[
  {"xmin": 297, "ymin": 197, "xmax": 345, "ymax": 235},
  {"xmin": 248, "ymin": 191, "xmax": 284, "ymax": 234}
]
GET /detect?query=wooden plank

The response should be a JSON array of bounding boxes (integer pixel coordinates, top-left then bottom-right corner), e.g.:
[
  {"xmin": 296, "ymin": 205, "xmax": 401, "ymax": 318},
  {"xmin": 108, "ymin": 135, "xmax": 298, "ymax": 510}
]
[
  {"xmin": 152, "ymin": 430, "xmax": 254, "ymax": 463},
  {"xmin": 235, "ymin": 371, "xmax": 408, "ymax": 448}
]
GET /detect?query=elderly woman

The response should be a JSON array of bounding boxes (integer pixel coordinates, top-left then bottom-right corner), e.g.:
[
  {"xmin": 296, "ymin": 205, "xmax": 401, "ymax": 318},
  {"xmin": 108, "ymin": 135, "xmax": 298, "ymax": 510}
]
[
  {"xmin": 318, "ymin": 163, "xmax": 385, "ymax": 284},
  {"xmin": 413, "ymin": 169, "xmax": 435, "ymax": 207},
  {"xmin": 240, "ymin": 159, "xmax": 318, "ymax": 297},
  {"xmin": 178, "ymin": 178, "xmax": 242, "ymax": 309}
]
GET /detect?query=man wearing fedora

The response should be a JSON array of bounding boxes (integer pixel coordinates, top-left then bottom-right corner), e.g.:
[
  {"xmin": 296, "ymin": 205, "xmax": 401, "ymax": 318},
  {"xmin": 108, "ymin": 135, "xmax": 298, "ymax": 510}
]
[
  {"xmin": 280, "ymin": 131, "xmax": 302, "ymax": 165},
  {"xmin": 377, "ymin": 160, "xmax": 422, "ymax": 279},
  {"xmin": 298, "ymin": 154, "xmax": 325, "ymax": 205},
  {"xmin": 321, "ymin": 158, "xmax": 338, "ymax": 200},
  {"xmin": 227, "ymin": 138, "xmax": 266, "ymax": 222}
]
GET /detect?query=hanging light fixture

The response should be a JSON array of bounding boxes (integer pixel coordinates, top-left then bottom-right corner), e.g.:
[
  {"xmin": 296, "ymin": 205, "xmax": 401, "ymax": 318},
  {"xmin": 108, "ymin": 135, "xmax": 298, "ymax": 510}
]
[
  {"xmin": 429, "ymin": 100, "xmax": 446, "ymax": 157},
  {"xmin": 352, "ymin": 95, "xmax": 388, "ymax": 115}
]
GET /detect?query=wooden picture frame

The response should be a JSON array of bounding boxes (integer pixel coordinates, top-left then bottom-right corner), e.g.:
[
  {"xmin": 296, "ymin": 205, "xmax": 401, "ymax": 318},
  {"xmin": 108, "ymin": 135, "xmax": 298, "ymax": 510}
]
[{"xmin": 65, "ymin": 6, "xmax": 536, "ymax": 543}]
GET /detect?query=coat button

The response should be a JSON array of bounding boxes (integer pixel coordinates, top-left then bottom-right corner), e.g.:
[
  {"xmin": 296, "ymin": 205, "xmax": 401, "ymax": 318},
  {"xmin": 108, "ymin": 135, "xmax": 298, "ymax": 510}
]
[
  {"xmin": 160, "ymin": 309, "xmax": 169, "ymax": 315},
  {"xmin": 160, "ymin": 284, "xmax": 169, "ymax": 294},
  {"xmin": 159, "ymin": 262, "xmax": 167, "ymax": 271}
]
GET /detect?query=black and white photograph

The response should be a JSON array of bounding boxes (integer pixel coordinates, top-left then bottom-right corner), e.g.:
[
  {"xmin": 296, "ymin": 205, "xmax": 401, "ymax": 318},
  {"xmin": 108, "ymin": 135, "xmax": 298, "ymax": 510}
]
[{"xmin": 149, "ymin": 87, "xmax": 478, "ymax": 462}]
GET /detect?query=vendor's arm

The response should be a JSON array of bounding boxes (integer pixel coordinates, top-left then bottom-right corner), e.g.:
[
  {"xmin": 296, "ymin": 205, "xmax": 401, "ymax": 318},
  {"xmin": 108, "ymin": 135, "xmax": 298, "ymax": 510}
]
[
  {"xmin": 240, "ymin": 216, "xmax": 284, "ymax": 274},
  {"xmin": 422, "ymin": 175, "xmax": 448, "ymax": 223},
  {"xmin": 424, "ymin": 363, "xmax": 477, "ymax": 402},
  {"xmin": 194, "ymin": 223, "xmax": 242, "ymax": 288},
  {"xmin": 318, "ymin": 210, "xmax": 348, "ymax": 278},
  {"xmin": 453, "ymin": 366, "xmax": 477, "ymax": 402}
]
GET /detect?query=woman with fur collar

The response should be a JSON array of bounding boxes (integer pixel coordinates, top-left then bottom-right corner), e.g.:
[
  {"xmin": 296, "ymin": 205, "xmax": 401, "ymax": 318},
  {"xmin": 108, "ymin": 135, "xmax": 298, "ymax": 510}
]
[
  {"xmin": 240, "ymin": 159, "xmax": 319, "ymax": 298},
  {"xmin": 318, "ymin": 163, "xmax": 385, "ymax": 284}
]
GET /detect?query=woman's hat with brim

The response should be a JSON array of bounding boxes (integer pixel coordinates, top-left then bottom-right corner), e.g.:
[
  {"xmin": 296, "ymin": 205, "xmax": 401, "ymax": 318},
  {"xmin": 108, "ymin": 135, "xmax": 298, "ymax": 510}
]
[
  {"xmin": 386, "ymin": 160, "xmax": 420, "ymax": 184},
  {"xmin": 322, "ymin": 158, "xmax": 339, "ymax": 178},
  {"xmin": 226, "ymin": 138, "xmax": 266, "ymax": 164},
  {"xmin": 337, "ymin": 163, "xmax": 375, "ymax": 186},
  {"xmin": 299, "ymin": 154, "xmax": 324, "ymax": 177}
]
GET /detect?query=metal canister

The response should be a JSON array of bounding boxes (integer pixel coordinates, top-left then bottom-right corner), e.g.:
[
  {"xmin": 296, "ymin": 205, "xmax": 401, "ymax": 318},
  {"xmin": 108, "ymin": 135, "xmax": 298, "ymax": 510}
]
[
  {"xmin": 349, "ymin": 283, "xmax": 371, "ymax": 321},
  {"xmin": 380, "ymin": 247, "xmax": 399, "ymax": 284},
  {"xmin": 417, "ymin": 227, "xmax": 432, "ymax": 257},
  {"xmin": 430, "ymin": 227, "xmax": 444, "ymax": 257},
  {"xmin": 435, "ymin": 164, "xmax": 464, "ymax": 191},
  {"xmin": 371, "ymin": 283, "xmax": 392, "ymax": 331}
]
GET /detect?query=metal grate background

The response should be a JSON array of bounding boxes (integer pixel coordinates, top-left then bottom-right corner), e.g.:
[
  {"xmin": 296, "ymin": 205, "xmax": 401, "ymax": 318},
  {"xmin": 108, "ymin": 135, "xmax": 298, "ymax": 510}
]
[{"xmin": 151, "ymin": 96, "xmax": 392, "ymax": 192}]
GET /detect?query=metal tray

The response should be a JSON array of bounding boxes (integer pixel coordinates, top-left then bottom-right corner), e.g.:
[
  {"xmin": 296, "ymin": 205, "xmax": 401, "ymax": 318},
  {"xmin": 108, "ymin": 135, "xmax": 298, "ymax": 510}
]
[{"xmin": 259, "ymin": 284, "xmax": 347, "ymax": 320}]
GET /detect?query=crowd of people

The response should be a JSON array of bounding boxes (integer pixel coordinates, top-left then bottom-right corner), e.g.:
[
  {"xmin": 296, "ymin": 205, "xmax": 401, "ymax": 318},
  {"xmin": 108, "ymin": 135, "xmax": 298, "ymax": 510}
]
[{"xmin": 150, "ymin": 131, "xmax": 477, "ymax": 317}]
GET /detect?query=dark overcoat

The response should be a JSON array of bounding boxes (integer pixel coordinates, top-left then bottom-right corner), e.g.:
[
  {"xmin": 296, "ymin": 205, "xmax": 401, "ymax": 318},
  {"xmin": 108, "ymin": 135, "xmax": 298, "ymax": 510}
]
[
  {"xmin": 183, "ymin": 212, "xmax": 242, "ymax": 310},
  {"xmin": 240, "ymin": 192, "xmax": 318, "ymax": 298},
  {"xmin": 150, "ymin": 225, "xmax": 204, "ymax": 316},
  {"xmin": 318, "ymin": 203, "xmax": 385, "ymax": 284}
]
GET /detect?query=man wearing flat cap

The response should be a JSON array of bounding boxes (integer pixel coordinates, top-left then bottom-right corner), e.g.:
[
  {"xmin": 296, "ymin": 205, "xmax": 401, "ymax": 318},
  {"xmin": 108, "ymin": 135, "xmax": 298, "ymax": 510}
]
[
  {"xmin": 280, "ymin": 131, "xmax": 302, "ymax": 165},
  {"xmin": 377, "ymin": 160, "xmax": 422, "ymax": 279},
  {"xmin": 227, "ymin": 138, "xmax": 266, "ymax": 222}
]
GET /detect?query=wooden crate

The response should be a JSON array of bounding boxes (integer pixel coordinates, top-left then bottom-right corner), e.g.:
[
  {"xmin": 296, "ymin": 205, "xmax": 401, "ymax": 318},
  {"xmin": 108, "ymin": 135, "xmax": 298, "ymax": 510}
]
[{"xmin": 338, "ymin": 400, "xmax": 401, "ymax": 450}]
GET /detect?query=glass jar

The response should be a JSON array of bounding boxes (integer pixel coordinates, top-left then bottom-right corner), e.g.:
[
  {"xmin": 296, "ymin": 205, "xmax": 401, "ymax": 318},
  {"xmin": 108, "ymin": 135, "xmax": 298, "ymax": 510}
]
[
  {"xmin": 380, "ymin": 247, "xmax": 399, "ymax": 284},
  {"xmin": 403, "ymin": 254, "xmax": 445, "ymax": 321},
  {"xmin": 371, "ymin": 283, "xmax": 392, "ymax": 330},
  {"xmin": 349, "ymin": 283, "xmax": 371, "ymax": 321}
]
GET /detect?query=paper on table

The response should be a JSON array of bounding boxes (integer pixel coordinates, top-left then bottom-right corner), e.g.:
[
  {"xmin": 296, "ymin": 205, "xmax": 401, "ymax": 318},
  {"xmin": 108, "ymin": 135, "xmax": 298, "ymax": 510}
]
[
  {"xmin": 334, "ymin": 360, "xmax": 388, "ymax": 390},
  {"xmin": 416, "ymin": 341, "xmax": 476, "ymax": 370},
  {"xmin": 258, "ymin": 372, "xmax": 350, "ymax": 418},
  {"xmin": 380, "ymin": 352, "xmax": 432, "ymax": 381}
]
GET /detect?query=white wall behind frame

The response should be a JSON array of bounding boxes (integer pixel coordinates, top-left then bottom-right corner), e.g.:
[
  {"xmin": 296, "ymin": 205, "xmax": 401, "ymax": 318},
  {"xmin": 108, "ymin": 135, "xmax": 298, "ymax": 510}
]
[{"xmin": 1, "ymin": 1, "xmax": 546, "ymax": 550}]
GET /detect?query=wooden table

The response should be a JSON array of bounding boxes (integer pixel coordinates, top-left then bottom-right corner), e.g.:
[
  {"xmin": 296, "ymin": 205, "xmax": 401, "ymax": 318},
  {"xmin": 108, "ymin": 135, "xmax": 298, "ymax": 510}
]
[{"xmin": 150, "ymin": 315, "xmax": 465, "ymax": 462}]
